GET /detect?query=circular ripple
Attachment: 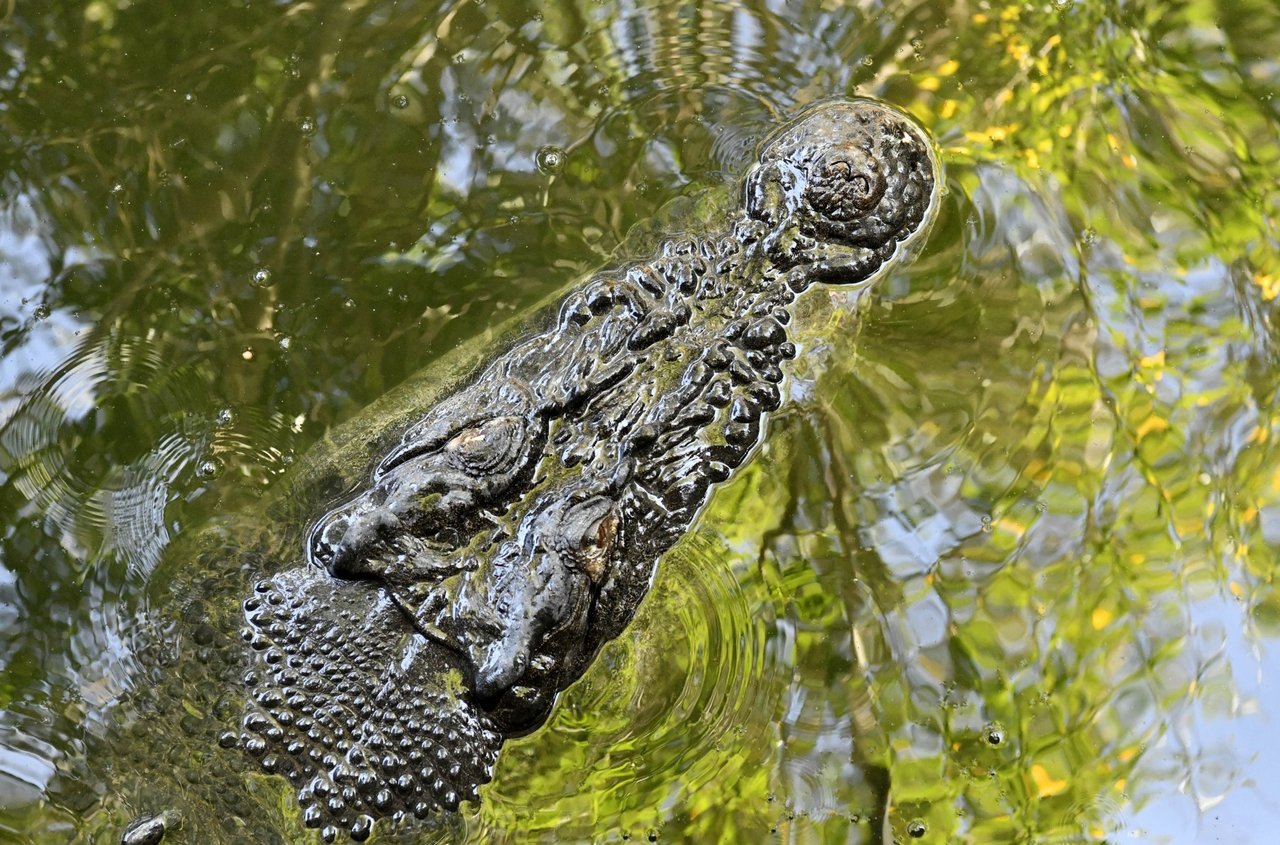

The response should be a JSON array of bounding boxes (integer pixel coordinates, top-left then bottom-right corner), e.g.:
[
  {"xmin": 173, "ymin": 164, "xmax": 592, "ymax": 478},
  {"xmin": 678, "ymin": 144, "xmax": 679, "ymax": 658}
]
[
  {"xmin": 0, "ymin": 325, "xmax": 303, "ymax": 781},
  {"xmin": 479, "ymin": 530, "xmax": 773, "ymax": 836},
  {"xmin": 1044, "ymin": 791, "xmax": 1134, "ymax": 843},
  {"xmin": 3, "ymin": 331, "xmax": 298, "ymax": 577}
]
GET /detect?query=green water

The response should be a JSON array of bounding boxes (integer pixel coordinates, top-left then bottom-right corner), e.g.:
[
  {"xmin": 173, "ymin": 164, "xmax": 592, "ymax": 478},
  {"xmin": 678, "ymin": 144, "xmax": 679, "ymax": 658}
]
[{"xmin": 2, "ymin": 0, "xmax": 1279, "ymax": 842}]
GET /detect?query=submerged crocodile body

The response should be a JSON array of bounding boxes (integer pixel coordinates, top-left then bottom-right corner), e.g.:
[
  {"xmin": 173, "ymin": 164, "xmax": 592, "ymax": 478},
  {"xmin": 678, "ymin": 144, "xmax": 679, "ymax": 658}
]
[{"xmin": 232, "ymin": 99, "xmax": 938, "ymax": 841}]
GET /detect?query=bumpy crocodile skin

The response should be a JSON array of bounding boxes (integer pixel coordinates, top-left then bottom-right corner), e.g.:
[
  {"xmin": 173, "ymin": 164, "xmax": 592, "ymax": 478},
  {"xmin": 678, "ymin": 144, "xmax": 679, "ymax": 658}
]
[{"xmin": 233, "ymin": 99, "xmax": 938, "ymax": 841}]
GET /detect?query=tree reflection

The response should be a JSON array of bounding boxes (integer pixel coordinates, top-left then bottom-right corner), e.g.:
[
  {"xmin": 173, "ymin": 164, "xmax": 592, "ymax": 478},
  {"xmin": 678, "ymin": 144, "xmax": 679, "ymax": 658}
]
[{"xmin": 1, "ymin": 0, "xmax": 1278, "ymax": 842}]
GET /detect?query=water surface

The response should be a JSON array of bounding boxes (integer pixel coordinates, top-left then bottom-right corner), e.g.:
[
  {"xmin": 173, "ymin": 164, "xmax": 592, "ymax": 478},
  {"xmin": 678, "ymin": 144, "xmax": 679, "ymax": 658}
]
[{"xmin": 1, "ymin": 0, "xmax": 1279, "ymax": 842}]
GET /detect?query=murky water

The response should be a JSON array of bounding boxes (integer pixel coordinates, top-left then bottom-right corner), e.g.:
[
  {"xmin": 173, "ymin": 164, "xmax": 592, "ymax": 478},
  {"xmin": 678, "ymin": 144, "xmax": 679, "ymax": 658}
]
[{"xmin": 2, "ymin": 0, "xmax": 1279, "ymax": 842}]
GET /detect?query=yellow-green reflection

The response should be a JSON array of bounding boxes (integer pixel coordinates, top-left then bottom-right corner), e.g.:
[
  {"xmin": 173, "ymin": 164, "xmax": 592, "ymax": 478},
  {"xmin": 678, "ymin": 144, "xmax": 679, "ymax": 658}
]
[{"xmin": 0, "ymin": 0, "xmax": 1278, "ymax": 843}]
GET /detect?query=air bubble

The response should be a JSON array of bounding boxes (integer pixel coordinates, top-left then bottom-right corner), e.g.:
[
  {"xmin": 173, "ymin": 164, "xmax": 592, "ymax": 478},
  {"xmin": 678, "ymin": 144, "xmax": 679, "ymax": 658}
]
[
  {"xmin": 196, "ymin": 459, "xmax": 220, "ymax": 479},
  {"xmin": 251, "ymin": 267, "xmax": 272, "ymax": 287},
  {"xmin": 535, "ymin": 145, "xmax": 566, "ymax": 174},
  {"xmin": 391, "ymin": 94, "xmax": 409, "ymax": 109},
  {"xmin": 984, "ymin": 722, "xmax": 1005, "ymax": 746},
  {"xmin": 299, "ymin": 117, "xmax": 317, "ymax": 136},
  {"xmin": 907, "ymin": 819, "xmax": 927, "ymax": 838}
]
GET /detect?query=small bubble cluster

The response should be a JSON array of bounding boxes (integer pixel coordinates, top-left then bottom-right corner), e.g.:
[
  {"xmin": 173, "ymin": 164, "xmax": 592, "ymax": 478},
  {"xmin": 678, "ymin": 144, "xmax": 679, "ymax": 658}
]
[{"xmin": 235, "ymin": 569, "xmax": 501, "ymax": 842}]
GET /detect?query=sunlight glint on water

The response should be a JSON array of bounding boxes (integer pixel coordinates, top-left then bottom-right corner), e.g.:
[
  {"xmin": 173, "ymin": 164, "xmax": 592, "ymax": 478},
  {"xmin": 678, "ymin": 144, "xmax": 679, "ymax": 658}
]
[{"xmin": 0, "ymin": 0, "xmax": 1278, "ymax": 842}]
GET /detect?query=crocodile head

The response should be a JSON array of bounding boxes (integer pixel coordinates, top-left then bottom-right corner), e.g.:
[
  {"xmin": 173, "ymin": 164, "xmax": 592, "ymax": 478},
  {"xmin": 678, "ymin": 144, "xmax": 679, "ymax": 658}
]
[
  {"xmin": 233, "ymin": 98, "xmax": 939, "ymax": 842},
  {"xmin": 743, "ymin": 99, "xmax": 938, "ymax": 286}
]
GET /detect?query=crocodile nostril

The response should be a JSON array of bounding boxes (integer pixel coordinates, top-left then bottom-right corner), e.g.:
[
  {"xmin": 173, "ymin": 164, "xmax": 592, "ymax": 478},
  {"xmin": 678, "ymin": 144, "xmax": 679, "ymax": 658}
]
[{"xmin": 806, "ymin": 144, "xmax": 884, "ymax": 220}]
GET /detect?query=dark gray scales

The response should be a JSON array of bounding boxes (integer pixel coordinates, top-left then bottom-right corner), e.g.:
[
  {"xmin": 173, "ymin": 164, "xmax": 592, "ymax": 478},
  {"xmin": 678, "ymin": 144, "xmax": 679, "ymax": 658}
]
[
  {"xmin": 234, "ymin": 99, "xmax": 939, "ymax": 841},
  {"xmin": 235, "ymin": 570, "xmax": 499, "ymax": 840}
]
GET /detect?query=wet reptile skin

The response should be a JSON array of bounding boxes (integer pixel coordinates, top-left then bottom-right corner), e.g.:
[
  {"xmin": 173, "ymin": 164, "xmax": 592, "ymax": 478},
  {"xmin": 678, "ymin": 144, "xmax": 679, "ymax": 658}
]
[{"xmin": 232, "ymin": 99, "xmax": 938, "ymax": 841}]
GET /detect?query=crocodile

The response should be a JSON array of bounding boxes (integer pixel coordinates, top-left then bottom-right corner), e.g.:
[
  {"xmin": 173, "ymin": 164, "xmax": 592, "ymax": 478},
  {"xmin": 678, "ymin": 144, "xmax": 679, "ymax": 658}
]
[{"xmin": 231, "ymin": 98, "xmax": 938, "ymax": 842}]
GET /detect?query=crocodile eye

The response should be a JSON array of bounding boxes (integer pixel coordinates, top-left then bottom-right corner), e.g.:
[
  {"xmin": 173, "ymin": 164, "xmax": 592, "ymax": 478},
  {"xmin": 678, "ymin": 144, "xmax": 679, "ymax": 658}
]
[
  {"xmin": 443, "ymin": 415, "xmax": 527, "ymax": 475},
  {"xmin": 557, "ymin": 497, "xmax": 618, "ymax": 584},
  {"xmin": 805, "ymin": 144, "xmax": 884, "ymax": 221}
]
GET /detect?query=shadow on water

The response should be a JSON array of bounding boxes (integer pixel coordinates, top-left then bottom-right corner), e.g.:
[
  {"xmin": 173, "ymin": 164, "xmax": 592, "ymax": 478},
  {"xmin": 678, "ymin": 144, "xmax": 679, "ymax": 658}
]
[{"xmin": 1, "ymin": 0, "xmax": 1279, "ymax": 842}]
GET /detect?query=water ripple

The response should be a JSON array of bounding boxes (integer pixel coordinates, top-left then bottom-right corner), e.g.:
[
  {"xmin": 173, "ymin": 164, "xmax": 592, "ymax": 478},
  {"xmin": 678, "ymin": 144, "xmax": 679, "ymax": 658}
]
[{"xmin": 479, "ymin": 531, "xmax": 773, "ymax": 838}]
